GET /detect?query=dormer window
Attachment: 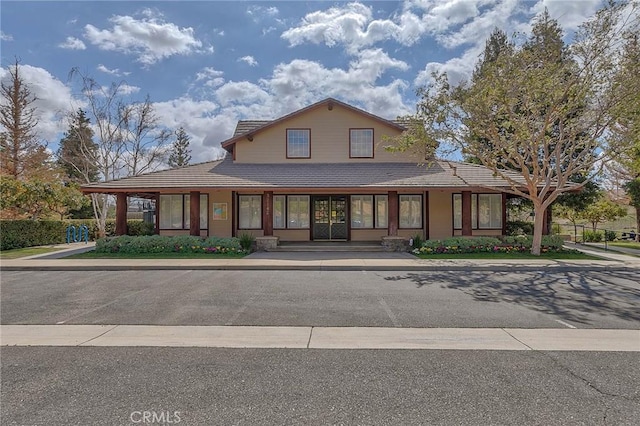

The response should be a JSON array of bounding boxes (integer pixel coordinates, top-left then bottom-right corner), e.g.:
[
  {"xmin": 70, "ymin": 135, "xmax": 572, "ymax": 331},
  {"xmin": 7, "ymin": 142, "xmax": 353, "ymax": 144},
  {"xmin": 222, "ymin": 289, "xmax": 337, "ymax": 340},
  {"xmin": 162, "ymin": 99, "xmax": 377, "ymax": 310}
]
[
  {"xmin": 350, "ymin": 128, "xmax": 373, "ymax": 158},
  {"xmin": 287, "ymin": 129, "xmax": 310, "ymax": 158}
]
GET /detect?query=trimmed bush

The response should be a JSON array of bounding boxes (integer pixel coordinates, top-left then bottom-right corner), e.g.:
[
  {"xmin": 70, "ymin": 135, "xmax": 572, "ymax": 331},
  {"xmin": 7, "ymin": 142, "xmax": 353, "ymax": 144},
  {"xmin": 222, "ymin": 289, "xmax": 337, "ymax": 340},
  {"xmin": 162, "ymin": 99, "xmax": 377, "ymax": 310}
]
[
  {"xmin": 583, "ymin": 230, "xmax": 603, "ymax": 242},
  {"xmin": 505, "ymin": 220, "xmax": 534, "ymax": 236},
  {"xmin": 0, "ymin": 220, "xmax": 67, "ymax": 250},
  {"xmin": 95, "ymin": 235, "xmax": 246, "ymax": 255},
  {"xmin": 414, "ymin": 235, "xmax": 566, "ymax": 255}
]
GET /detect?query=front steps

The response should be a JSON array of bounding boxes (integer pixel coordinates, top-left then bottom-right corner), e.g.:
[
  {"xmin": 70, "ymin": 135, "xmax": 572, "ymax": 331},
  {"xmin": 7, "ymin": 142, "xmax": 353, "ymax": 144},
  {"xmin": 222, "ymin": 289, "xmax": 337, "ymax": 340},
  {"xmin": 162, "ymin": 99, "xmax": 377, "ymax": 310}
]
[{"xmin": 273, "ymin": 241, "xmax": 384, "ymax": 252}]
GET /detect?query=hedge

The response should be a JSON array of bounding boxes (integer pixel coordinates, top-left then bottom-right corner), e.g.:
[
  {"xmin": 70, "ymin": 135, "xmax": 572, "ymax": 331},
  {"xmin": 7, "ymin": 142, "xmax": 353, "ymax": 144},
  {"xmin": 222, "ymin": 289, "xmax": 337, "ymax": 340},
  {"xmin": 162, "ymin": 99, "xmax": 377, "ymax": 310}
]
[
  {"xmin": 95, "ymin": 235, "xmax": 247, "ymax": 255},
  {"xmin": 0, "ymin": 219, "xmax": 154, "ymax": 250},
  {"xmin": 414, "ymin": 235, "xmax": 566, "ymax": 255}
]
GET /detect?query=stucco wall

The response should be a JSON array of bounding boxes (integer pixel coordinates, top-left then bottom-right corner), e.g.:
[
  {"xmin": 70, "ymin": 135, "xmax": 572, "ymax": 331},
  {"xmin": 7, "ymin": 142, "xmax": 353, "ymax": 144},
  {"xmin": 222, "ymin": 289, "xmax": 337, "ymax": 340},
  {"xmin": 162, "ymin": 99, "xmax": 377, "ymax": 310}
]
[
  {"xmin": 209, "ymin": 190, "xmax": 233, "ymax": 238},
  {"xmin": 274, "ymin": 229, "xmax": 310, "ymax": 241},
  {"xmin": 351, "ymin": 229, "xmax": 388, "ymax": 241},
  {"xmin": 234, "ymin": 103, "xmax": 415, "ymax": 163},
  {"xmin": 428, "ymin": 191, "xmax": 453, "ymax": 240}
]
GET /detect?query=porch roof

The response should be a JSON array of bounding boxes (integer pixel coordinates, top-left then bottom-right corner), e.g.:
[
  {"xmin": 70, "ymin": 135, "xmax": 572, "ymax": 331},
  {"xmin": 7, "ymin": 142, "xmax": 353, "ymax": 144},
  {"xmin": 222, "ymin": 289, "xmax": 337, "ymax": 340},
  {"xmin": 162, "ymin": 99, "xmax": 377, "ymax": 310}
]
[{"xmin": 82, "ymin": 157, "xmax": 534, "ymax": 193}]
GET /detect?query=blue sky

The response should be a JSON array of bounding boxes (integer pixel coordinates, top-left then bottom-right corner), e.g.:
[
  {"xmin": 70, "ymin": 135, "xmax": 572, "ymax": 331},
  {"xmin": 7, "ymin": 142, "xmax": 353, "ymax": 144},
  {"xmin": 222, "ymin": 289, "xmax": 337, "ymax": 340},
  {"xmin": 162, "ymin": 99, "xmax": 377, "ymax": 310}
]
[{"xmin": 1, "ymin": 0, "xmax": 605, "ymax": 163}]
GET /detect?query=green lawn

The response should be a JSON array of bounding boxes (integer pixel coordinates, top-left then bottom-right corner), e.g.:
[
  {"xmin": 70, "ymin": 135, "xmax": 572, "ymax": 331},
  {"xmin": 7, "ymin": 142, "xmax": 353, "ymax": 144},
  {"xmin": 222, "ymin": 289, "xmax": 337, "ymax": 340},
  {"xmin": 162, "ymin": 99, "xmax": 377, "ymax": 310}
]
[
  {"xmin": 67, "ymin": 250, "xmax": 248, "ymax": 259},
  {"xmin": 0, "ymin": 247, "xmax": 61, "ymax": 259},
  {"xmin": 608, "ymin": 241, "xmax": 640, "ymax": 250},
  {"xmin": 414, "ymin": 251, "xmax": 601, "ymax": 260}
]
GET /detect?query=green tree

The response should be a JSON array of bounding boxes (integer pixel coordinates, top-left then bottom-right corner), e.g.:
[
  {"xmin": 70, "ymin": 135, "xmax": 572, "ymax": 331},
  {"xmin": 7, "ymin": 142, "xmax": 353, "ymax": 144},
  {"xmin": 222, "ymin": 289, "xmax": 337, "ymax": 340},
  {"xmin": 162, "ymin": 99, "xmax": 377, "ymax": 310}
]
[
  {"xmin": 579, "ymin": 198, "xmax": 627, "ymax": 231},
  {"xmin": 392, "ymin": 3, "xmax": 638, "ymax": 255},
  {"xmin": 58, "ymin": 109, "xmax": 99, "ymax": 183},
  {"xmin": 168, "ymin": 126, "xmax": 192, "ymax": 168}
]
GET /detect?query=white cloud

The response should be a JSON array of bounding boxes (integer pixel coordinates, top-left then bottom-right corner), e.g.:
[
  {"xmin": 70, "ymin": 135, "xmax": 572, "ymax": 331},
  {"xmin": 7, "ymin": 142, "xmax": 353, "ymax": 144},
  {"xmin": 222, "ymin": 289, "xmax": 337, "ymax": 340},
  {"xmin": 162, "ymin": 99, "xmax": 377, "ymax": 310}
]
[
  {"xmin": 238, "ymin": 55, "xmax": 258, "ymax": 67},
  {"xmin": 116, "ymin": 84, "xmax": 141, "ymax": 95},
  {"xmin": 0, "ymin": 64, "xmax": 79, "ymax": 142},
  {"xmin": 247, "ymin": 5, "xmax": 280, "ymax": 20},
  {"xmin": 193, "ymin": 67, "xmax": 225, "ymax": 88},
  {"xmin": 97, "ymin": 64, "xmax": 130, "ymax": 77},
  {"xmin": 84, "ymin": 14, "xmax": 203, "ymax": 65},
  {"xmin": 1, "ymin": 31, "xmax": 13, "ymax": 41},
  {"xmin": 529, "ymin": 0, "xmax": 602, "ymax": 30},
  {"xmin": 58, "ymin": 36, "xmax": 86, "ymax": 50}
]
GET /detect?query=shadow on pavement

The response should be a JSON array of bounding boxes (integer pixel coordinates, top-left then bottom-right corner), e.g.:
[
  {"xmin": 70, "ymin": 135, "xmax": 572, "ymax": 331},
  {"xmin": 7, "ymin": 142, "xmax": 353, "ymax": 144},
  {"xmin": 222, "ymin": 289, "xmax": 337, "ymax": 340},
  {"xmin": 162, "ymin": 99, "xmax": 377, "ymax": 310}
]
[{"xmin": 384, "ymin": 269, "xmax": 640, "ymax": 326}]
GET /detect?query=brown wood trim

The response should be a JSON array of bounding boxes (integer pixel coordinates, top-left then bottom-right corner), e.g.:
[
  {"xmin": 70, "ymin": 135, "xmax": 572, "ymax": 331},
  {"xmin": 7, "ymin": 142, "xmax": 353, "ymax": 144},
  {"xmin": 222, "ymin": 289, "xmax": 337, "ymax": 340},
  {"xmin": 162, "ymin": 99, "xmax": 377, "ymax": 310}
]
[
  {"xmin": 424, "ymin": 191, "xmax": 430, "ymax": 240},
  {"xmin": 502, "ymin": 193, "xmax": 508, "ymax": 235},
  {"xmin": 189, "ymin": 191, "xmax": 200, "ymax": 236},
  {"xmin": 154, "ymin": 193, "xmax": 160, "ymax": 234},
  {"xmin": 346, "ymin": 195, "xmax": 351, "ymax": 241},
  {"xmin": 116, "ymin": 193, "xmax": 128, "ymax": 236},
  {"xmin": 231, "ymin": 191, "xmax": 236, "ymax": 237},
  {"xmin": 263, "ymin": 191, "xmax": 273, "ymax": 236},
  {"xmin": 388, "ymin": 191, "xmax": 398, "ymax": 236},
  {"xmin": 349, "ymin": 128, "xmax": 374, "ymax": 159},
  {"xmin": 237, "ymin": 194, "xmax": 263, "ymax": 230},
  {"xmin": 285, "ymin": 128, "xmax": 311, "ymax": 159},
  {"xmin": 462, "ymin": 191, "xmax": 472, "ymax": 236}
]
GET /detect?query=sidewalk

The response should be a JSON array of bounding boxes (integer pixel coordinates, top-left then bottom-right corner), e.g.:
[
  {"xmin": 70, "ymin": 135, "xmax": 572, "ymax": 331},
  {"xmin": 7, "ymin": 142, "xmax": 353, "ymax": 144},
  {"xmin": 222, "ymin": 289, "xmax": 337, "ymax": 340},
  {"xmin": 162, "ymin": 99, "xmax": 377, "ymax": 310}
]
[
  {"xmin": 1, "ymin": 242, "xmax": 638, "ymax": 271},
  {"xmin": 2, "ymin": 324, "xmax": 638, "ymax": 351}
]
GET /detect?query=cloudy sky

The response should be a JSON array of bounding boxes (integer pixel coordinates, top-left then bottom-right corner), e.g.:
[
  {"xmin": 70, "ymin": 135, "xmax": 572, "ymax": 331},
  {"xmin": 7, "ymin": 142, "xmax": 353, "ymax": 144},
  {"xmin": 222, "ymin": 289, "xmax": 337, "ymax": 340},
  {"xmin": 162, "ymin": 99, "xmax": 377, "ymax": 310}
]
[{"xmin": 1, "ymin": 0, "xmax": 605, "ymax": 163}]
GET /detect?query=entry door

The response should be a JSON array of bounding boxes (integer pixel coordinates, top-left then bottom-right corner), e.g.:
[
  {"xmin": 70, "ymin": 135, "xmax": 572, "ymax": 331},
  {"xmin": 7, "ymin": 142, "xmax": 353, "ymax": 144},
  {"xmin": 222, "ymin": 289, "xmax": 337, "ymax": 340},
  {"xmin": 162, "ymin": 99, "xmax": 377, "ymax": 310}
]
[{"xmin": 313, "ymin": 196, "xmax": 347, "ymax": 240}]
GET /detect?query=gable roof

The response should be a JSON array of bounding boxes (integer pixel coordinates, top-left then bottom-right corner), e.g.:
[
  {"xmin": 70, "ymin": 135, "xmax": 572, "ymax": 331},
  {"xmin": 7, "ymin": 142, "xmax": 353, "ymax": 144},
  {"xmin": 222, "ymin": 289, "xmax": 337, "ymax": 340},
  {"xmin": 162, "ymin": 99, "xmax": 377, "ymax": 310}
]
[{"xmin": 220, "ymin": 98, "xmax": 407, "ymax": 152}]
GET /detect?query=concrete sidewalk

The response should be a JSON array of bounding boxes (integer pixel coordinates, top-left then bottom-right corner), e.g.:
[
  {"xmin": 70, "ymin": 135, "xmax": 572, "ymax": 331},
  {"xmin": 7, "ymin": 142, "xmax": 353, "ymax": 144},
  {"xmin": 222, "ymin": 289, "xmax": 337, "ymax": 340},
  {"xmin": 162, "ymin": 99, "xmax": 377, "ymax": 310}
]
[
  {"xmin": 2, "ymin": 324, "xmax": 638, "ymax": 351},
  {"xmin": 1, "ymin": 241, "xmax": 638, "ymax": 270}
]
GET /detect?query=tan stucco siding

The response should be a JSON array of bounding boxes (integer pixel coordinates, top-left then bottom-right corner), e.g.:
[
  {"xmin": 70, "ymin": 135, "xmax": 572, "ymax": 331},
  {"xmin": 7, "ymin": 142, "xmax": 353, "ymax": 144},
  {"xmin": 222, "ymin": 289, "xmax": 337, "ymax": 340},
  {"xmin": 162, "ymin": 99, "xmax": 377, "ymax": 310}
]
[
  {"xmin": 429, "ymin": 191, "xmax": 453, "ymax": 240},
  {"xmin": 209, "ymin": 190, "xmax": 233, "ymax": 238},
  {"xmin": 159, "ymin": 230, "xmax": 208, "ymax": 237},
  {"xmin": 274, "ymin": 229, "xmax": 309, "ymax": 241},
  {"xmin": 234, "ymin": 104, "xmax": 414, "ymax": 163},
  {"xmin": 351, "ymin": 229, "xmax": 388, "ymax": 241},
  {"xmin": 453, "ymin": 229, "xmax": 503, "ymax": 237}
]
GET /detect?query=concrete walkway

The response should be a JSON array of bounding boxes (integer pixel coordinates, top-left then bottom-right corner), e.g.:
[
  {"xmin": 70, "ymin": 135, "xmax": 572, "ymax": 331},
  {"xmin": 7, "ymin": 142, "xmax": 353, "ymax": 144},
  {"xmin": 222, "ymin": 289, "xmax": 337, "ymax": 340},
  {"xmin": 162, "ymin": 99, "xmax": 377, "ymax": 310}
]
[
  {"xmin": 1, "ymin": 241, "xmax": 639, "ymax": 270},
  {"xmin": 1, "ymin": 325, "xmax": 638, "ymax": 351}
]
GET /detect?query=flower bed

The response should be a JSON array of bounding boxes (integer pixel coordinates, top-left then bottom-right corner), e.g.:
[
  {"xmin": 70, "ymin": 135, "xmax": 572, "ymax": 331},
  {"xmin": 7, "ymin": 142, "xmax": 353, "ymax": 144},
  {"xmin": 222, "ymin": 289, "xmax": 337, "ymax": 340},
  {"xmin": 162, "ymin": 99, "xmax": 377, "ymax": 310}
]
[
  {"xmin": 414, "ymin": 235, "xmax": 567, "ymax": 255},
  {"xmin": 95, "ymin": 235, "xmax": 247, "ymax": 255}
]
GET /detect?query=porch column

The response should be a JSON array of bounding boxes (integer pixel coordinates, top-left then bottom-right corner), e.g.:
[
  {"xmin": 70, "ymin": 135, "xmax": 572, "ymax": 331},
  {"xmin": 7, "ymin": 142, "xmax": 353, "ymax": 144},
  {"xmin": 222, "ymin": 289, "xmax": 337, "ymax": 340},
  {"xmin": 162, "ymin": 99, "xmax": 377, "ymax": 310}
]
[
  {"xmin": 262, "ymin": 191, "xmax": 273, "ymax": 236},
  {"xmin": 115, "ymin": 192, "xmax": 128, "ymax": 236},
  {"xmin": 462, "ymin": 191, "xmax": 472, "ymax": 236},
  {"xmin": 542, "ymin": 205, "xmax": 552, "ymax": 235},
  {"xmin": 190, "ymin": 191, "xmax": 200, "ymax": 236},
  {"xmin": 388, "ymin": 191, "xmax": 398, "ymax": 236},
  {"xmin": 424, "ymin": 191, "xmax": 430, "ymax": 240},
  {"xmin": 501, "ymin": 193, "xmax": 508, "ymax": 235}
]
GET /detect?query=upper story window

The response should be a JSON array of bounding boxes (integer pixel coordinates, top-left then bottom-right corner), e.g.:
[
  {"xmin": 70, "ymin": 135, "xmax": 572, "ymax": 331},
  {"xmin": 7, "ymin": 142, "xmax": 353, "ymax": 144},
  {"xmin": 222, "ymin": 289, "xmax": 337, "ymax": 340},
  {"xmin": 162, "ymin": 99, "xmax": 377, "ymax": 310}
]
[
  {"xmin": 350, "ymin": 129, "xmax": 373, "ymax": 158},
  {"xmin": 287, "ymin": 129, "xmax": 310, "ymax": 158}
]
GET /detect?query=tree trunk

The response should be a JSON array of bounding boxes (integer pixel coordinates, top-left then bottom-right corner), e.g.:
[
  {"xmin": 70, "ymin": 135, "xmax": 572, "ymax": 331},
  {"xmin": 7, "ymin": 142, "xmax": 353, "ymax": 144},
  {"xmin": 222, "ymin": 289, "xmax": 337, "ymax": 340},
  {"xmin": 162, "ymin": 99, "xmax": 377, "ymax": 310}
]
[{"xmin": 531, "ymin": 204, "xmax": 546, "ymax": 256}]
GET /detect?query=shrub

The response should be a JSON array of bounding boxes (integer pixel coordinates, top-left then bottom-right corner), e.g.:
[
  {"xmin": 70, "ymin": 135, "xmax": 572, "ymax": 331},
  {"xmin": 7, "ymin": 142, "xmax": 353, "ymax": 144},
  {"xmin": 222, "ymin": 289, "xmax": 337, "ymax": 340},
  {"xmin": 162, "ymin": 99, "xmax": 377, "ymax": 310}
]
[
  {"xmin": 505, "ymin": 220, "xmax": 534, "ymax": 236},
  {"xmin": 414, "ymin": 235, "xmax": 566, "ymax": 255},
  {"xmin": 604, "ymin": 230, "xmax": 617, "ymax": 242},
  {"xmin": 411, "ymin": 234, "xmax": 423, "ymax": 249},
  {"xmin": 238, "ymin": 233, "xmax": 255, "ymax": 252},
  {"xmin": 583, "ymin": 230, "xmax": 603, "ymax": 242},
  {"xmin": 0, "ymin": 220, "xmax": 67, "ymax": 250},
  {"xmin": 95, "ymin": 235, "xmax": 246, "ymax": 255}
]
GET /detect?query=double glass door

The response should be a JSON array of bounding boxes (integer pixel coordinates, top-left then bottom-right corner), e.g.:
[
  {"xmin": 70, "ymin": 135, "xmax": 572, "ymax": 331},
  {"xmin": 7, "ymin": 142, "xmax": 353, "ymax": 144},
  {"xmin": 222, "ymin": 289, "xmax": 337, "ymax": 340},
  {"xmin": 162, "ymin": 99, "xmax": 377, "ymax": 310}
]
[{"xmin": 312, "ymin": 196, "xmax": 347, "ymax": 240}]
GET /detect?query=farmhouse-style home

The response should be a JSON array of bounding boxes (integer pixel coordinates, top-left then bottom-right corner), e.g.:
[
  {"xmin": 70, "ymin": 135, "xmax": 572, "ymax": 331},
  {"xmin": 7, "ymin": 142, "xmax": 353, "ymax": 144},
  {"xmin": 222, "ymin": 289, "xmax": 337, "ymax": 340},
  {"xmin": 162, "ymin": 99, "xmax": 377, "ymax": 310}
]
[{"xmin": 82, "ymin": 98, "xmax": 550, "ymax": 249}]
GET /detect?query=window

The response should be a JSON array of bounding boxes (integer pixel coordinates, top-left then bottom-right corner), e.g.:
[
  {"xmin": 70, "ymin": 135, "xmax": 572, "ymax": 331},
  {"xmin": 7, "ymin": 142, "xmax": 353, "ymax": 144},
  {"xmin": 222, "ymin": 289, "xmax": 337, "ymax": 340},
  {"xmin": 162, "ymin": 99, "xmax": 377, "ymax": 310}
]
[
  {"xmin": 239, "ymin": 195, "xmax": 262, "ymax": 229},
  {"xmin": 351, "ymin": 195, "xmax": 373, "ymax": 228},
  {"xmin": 399, "ymin": 195, "xmax": 422, "ymax": 228},
  {"xmin": 287, "ymin": 129, "xmax": 310, "ymax": 158},
  {"xmin": 350, "ymin": 129, "xmax": 373, "ymax": 158},
  {"xmin": 159, "ymin": 194, "xmax": 208, "ymax": 230},
  {"xmin": 184, "ymin": 194, "xmax": 209, "ymax": 230},
  {"xmin": 273, "ymin": 196, "xmax": 286, "ymax": 229},
  {"xmin": 287, "ymin": 195, "xmax": 310, "ymax": 228},
  {"xmin": 453, "ymin": 193, "xmax": 502, "ymax": 229},
  {"xmin": 375, "ymin": 195, "xmax": 388, "ymax": 228}
]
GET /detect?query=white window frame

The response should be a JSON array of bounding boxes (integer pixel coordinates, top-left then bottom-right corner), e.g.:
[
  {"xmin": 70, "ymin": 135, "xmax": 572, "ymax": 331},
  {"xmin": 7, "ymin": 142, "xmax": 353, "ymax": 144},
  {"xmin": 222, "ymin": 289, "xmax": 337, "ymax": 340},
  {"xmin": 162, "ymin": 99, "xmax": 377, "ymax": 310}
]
[
  {"xmin": 287, "ymin": 129, "xmax": 310, "ymax": 158},
  {"xmin": 399, "ymin": 194, "xmax": 422, "ymax": 229},
  {"xmin": 350, "ymin": 129, "xmax": 373, "ymax": 158},
  {"xmin": 238, "ymin": 195, "xmax": 262, "ymax": 229}
]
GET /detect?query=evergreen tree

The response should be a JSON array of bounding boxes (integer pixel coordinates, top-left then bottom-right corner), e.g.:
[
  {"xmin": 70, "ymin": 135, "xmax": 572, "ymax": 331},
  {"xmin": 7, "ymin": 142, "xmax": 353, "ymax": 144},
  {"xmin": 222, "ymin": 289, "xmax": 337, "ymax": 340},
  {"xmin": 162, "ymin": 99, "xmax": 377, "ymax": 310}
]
[
  {"xmin": 58, "ymin": 109, "xmax": 99, "ymax": 183},
  {"xmin": 168, "ymin": 127, "xmax": 192, "ymax": 168},
  {"xmin": 0, "ymin": 58, "xmax": 50, "ymax": 180}
]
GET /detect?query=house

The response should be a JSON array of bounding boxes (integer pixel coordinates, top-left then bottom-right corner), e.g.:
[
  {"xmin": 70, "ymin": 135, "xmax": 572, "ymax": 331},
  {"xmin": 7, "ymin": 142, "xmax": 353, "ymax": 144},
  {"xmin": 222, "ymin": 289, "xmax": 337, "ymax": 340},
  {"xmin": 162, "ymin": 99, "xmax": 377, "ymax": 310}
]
[{"xmin": 82, "ymin": 98, "xmax": 551, "ymax": 249}]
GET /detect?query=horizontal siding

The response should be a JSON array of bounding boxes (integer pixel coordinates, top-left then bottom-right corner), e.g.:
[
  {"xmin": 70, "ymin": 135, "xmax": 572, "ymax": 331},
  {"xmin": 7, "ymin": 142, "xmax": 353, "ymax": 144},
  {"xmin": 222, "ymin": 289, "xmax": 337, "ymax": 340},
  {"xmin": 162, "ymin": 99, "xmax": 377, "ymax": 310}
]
[{"xmin": 235, "ymin": 103, "xmax": 414, "ymax": 163}]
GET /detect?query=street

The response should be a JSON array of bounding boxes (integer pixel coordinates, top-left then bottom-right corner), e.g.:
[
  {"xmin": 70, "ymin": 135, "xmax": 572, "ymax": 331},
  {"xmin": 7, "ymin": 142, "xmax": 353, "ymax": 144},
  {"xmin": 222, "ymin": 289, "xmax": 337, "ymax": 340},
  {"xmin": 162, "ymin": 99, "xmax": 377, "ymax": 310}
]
[{"xmin": 1, "ymin": 269, "xmax": 639, "ymax": 425}]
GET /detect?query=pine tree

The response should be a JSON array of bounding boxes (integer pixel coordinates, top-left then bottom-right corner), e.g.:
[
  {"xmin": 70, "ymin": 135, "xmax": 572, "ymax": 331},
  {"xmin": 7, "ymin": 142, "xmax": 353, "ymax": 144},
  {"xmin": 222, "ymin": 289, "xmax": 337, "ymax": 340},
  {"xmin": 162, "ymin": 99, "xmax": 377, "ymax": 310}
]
[
  {"xmin": 57, "ymin": 109, "xmax": 99, "ymax": 183},
  {"xmin": 0, "ymin": 58, "xmax": 50, "ymax": 180},
  {"xmin": 168, "ymin": 127, "xmax": 192, "ymax": 168}
]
